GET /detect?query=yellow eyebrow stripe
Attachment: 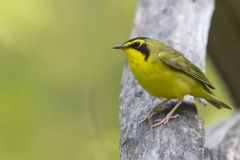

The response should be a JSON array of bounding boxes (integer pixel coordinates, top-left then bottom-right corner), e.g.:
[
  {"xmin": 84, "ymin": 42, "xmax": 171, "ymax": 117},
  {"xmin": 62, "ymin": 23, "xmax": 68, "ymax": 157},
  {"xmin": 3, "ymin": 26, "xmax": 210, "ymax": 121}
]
[{"xmin": 123, "ymin": 39, "xmax": 145, "ymax": 48}]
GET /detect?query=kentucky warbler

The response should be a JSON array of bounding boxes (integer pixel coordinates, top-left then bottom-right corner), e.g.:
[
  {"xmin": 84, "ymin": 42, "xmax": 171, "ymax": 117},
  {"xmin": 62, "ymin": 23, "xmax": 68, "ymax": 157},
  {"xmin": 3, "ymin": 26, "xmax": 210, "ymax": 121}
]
[{"xmin": 113, "ymin": 37, "xmax": 232, "ymax": 127}]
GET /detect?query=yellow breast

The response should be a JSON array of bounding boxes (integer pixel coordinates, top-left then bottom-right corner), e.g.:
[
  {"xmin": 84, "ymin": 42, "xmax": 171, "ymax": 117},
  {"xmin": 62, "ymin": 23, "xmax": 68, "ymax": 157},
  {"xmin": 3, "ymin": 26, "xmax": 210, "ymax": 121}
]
[{"xmin": 125, "ymin": 48, "xmax": 197, "ymax": 99}]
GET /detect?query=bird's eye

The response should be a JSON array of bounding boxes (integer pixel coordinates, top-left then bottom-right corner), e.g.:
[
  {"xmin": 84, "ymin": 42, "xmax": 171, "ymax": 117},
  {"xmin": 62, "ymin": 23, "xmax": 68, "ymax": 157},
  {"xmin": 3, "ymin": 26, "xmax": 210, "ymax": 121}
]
[
  {"xmin": 135, "ymin": 42, "xmax": 140, "ymax": 47},
  {"xmin": 131, "ymin": 42, "xmax": 141, "ymax": 49}
]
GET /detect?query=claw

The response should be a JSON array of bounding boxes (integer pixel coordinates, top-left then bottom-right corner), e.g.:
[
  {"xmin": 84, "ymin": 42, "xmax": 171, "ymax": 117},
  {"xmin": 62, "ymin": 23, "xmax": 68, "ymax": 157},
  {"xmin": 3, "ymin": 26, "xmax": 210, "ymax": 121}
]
[
  {"xmin": 151, "ymin": 100, "xmax": 183, "ymax": 128},
  {"xmin": 139, "ymin": 116, "xmax": 148, "ymax": 124},
  {"xmin": 154, "ymin": 114, "xmax": 180, "ymax": 123},
  {"xmin": 138, "ymin": 100, "xmax": 168, "ymax": 124},
  {"xmin": 152, "ymin": 114, "xmax": 180, "ymax": 128},
  {"xmin": 138, "ymin": 111, "xmax": 157, "ymax": 124}
]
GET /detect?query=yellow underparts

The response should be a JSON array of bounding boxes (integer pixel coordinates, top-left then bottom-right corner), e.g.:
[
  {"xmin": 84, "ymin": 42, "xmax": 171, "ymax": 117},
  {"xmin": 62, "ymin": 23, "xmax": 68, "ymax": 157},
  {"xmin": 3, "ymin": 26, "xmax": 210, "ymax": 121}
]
[{"xmin": 124, "ymin": 48, "xmax": 208, "ymax": 100}]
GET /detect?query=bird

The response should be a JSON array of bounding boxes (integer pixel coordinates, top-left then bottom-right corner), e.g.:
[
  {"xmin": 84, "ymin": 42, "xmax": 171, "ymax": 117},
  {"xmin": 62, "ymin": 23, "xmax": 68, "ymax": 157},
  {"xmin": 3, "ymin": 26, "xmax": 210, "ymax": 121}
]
[{"xmin": 113, "ymin": 37, "xmax": 232, "ymax": 127}]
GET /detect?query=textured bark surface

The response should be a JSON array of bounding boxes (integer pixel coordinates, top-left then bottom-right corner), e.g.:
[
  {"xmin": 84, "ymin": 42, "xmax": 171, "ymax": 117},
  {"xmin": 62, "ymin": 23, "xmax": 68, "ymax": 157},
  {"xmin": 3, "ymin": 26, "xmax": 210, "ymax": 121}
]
[
  {"xmin": 119, "ymin": 0, "xmax": 214, "ymax": 159},
  {"xmin": 205, "ymin": 112, "xmax": 240, "ymax": 160}
]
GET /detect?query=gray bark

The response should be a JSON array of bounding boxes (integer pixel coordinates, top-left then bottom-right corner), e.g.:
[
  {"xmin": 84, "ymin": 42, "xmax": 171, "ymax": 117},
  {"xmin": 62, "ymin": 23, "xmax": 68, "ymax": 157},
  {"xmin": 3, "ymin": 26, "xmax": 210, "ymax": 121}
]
[
  {"xmin": 204, "ymin": 112, "xmax": 240, "ymax": 160},
  {"xmin": 120, "ymin": 0, "xmax": 214, "ymax": 160}
]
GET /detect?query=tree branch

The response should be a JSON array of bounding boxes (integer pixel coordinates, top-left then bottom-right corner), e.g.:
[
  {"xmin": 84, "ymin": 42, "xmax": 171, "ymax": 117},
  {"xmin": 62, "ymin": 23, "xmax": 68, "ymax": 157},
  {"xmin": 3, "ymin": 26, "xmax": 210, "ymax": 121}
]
[
  {"xmin": 120, "ymin": 0, "xmax": 214, "ymax": 159},
  {"xmin": 204, "ymin": 112, "xmax": 240, "ymax": 160}
]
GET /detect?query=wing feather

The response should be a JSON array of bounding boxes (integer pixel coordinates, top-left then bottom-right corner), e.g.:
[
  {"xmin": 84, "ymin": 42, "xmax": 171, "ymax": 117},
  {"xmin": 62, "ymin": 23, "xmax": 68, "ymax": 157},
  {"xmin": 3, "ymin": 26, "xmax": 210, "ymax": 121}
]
[{"xmin": 158, "ymin": 49, "xmax": 215, "ymax": 89}]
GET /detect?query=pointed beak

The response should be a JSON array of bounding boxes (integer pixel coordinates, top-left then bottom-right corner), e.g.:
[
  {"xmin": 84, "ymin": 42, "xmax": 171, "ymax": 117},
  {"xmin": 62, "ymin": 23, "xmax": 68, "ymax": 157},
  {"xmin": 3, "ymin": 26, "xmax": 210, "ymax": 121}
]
[{"xmin": 112, "ymin": 45, "xmax": 125, "ymax": 49}]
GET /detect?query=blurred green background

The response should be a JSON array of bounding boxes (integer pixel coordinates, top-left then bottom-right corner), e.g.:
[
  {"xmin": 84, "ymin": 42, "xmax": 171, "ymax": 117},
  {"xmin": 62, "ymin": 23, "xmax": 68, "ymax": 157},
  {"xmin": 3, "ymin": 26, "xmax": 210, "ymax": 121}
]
[{"xmin": 0, "ymin": 0, "xmax": 233, "ymax": 160}]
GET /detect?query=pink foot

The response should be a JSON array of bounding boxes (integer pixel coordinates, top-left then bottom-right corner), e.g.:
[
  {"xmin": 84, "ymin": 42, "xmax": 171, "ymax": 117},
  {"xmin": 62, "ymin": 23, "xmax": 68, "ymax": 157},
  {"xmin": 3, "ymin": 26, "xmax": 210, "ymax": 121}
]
[
  {"xmin": 151, "ymin": 114, "xmax": 180, "ymax": 128},
  {"xmin": 138, "ymin": 110, "xmax": 157, "ymax": 124}
]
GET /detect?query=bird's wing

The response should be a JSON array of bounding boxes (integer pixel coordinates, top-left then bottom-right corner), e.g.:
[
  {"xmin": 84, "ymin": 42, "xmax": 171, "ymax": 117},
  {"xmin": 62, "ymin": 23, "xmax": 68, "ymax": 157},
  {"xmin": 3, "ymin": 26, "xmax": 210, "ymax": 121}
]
[{"xmin": 158, "ymin": 49, "xmax": 215, "ymax": 89}]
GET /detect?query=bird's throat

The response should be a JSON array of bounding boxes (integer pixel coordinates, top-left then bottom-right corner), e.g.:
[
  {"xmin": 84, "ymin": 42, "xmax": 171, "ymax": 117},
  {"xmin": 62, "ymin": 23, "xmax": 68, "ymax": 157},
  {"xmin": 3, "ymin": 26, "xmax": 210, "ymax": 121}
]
[{"xmin": 124, "ymin": 48, "xmax": 146, "ymax": 63}]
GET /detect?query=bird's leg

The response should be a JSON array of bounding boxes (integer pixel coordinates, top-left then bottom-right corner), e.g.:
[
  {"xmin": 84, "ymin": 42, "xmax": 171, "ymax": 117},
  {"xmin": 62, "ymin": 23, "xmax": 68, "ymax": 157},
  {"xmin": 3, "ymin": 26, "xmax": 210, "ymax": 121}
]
[
  {"xmin": 151, "ymin": 100, "xmax": 182, "ymax": 128},
  {"xmin": 139, "ymin": 99, "xmax": 168, "ymax": 124}
]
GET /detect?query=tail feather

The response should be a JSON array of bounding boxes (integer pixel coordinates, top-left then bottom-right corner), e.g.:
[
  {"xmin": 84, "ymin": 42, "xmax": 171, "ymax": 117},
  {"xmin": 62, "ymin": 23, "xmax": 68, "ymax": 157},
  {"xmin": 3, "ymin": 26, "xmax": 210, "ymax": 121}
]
[
  {"xmin": 206, "ymin": 94, "xmax": 232, "ymax": 109},
  {"xmin": 207, "ymin": 99, "xmax": 232, "ymax": 109}
]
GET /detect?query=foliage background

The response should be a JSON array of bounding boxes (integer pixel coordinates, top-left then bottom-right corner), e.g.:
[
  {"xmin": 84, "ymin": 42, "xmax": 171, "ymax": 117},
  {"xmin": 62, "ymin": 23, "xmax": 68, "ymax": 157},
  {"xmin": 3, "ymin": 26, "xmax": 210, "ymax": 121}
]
[{"xmin": 0, "ymin": 0, "xmax": 233, "ymax": 159}]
